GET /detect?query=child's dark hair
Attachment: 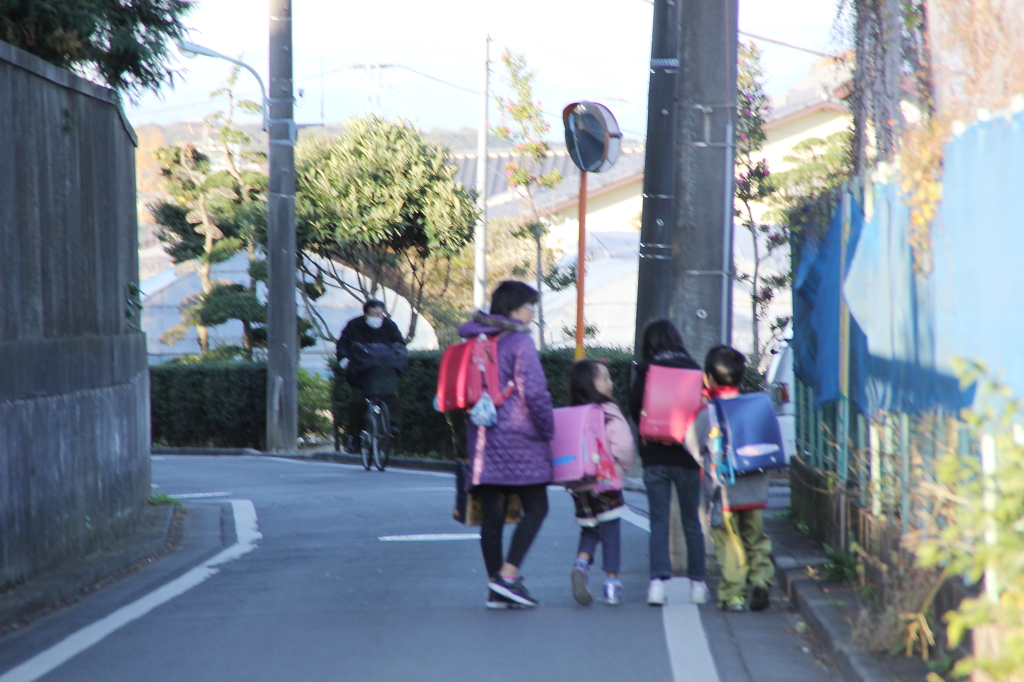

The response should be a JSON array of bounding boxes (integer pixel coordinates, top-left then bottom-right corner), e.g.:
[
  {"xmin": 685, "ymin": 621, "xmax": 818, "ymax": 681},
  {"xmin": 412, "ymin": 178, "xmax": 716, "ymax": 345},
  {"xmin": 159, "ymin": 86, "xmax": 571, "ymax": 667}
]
[
  {"xmin": 489, "ymin": 281, "xmax": 539, "ymax": 317},
  {"xmin": 704, "ymin": 345, "xmax": 746, "ymax": 388},
  {"xmin": 569, "ymin": 359, "xmax": 614, "ymax": 406},
  {"xmin": 639, "ymin": 318, "xmax": 689, "ymax": 360}
]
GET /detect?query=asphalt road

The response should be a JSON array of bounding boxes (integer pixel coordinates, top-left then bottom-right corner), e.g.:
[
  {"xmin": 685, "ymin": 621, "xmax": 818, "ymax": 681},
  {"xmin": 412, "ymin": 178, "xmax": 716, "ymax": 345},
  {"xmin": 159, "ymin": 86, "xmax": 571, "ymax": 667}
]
[{"xmin": 0, "ymin": 456, "xmax": 841, "ymax": 682}]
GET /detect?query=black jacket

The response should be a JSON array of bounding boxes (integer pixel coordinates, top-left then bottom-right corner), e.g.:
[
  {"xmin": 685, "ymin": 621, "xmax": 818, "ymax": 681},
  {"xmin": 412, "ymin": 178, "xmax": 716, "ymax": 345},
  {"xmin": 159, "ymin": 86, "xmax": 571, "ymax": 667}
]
[
  {"xmin": 336, "ymin": 316, "xmax": 405, "ymax": 387},
  {"xmin": 628, "ymin": 350, "xmax": 702, "ymax": 469}
]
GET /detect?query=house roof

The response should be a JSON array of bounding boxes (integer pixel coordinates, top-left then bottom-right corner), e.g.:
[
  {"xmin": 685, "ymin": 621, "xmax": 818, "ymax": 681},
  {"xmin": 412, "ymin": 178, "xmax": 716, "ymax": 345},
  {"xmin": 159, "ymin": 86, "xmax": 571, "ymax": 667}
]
[{"xmin": 450, "ymin": 144, "xmax": 646, "ymax": 224}]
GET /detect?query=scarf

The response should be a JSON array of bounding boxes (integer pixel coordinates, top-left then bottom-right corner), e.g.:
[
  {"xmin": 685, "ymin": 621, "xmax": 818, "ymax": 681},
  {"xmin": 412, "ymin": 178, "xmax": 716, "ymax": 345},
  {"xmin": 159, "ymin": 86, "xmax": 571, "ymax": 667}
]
[{"xmin": 702, "ymin": 385, "xmax": 739, "ymax": 401}]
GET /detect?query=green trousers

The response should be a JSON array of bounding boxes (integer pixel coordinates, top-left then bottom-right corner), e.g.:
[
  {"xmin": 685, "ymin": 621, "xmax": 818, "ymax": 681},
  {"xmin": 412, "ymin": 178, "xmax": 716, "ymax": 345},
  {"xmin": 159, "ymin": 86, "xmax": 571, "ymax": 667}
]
[{"xmin": 710, "ymin": 508, "xmax": 774, "ymax": 604}]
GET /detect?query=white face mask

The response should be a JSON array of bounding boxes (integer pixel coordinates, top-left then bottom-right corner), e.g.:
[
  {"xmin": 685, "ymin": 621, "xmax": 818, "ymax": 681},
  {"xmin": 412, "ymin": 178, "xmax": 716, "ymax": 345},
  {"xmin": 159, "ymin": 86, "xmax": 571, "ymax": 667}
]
[{"xmin": 365, "ymin": 316, "xmax": 384, "ymax": 329}]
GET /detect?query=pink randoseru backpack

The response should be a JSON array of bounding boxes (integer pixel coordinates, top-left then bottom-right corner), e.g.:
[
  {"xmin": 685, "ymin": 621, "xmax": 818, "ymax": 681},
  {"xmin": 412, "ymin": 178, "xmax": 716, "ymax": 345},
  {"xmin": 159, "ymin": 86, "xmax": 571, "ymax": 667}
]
[
  {"xmin": 638, "ymin": 365, "xmax": 705, "ymax": 444},
  {"xmin": 550, "ymin": 404, "xmax": 608, "ymax": 485}
]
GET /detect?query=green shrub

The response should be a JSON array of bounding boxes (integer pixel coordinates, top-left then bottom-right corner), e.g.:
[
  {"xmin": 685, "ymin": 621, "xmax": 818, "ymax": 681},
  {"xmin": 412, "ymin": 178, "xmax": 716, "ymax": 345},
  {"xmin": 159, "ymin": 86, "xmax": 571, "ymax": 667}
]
[
  {"xmin": 298, "ymin": 367, "xmax": 332, "ymax": 443},
  {"xmin": 150, "ymin": 348, "xmax": 637, "ymax": 454},
  {"xmin": 151, "ymin": 360, "xmax": 333, "ymax": 449},
  {"xmin": 151, "ymin": 361, "xmax": 266, "ymax": 449}
]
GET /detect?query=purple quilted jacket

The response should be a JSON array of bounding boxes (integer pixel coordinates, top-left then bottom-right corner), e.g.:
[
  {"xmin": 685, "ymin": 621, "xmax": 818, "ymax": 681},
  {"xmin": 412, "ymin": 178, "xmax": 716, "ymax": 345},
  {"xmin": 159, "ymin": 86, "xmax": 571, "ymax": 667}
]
[{"xmin": 459, "ymin": 312, "xmax": 554, "ymax": 487}]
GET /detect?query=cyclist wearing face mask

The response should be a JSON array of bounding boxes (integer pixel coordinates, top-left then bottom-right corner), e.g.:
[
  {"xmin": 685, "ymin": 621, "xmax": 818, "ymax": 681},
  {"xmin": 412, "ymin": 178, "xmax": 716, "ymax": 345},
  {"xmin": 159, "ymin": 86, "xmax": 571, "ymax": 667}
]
[{"xmin": 336, "ymin": 300, "xmax": 406, "ymax": 453}]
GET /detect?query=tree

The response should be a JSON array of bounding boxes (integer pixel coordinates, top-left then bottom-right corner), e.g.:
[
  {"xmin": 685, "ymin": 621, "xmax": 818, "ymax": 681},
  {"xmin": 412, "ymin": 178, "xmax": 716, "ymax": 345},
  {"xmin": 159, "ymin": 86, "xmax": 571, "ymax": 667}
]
[
  {"xmin": 152, "ymin": 143, "xmax": 240, "ymax": 353},
  {"xmin": 295, "ymin": 116, "xmax": 478, "ymax": 344},
  {"xmin": 734, "ymin": 42, "xmax": 788, "ymax": 364},
  {"xmin": 766, "ymin": 130, "xmax": 854, "ymax": 244},
  {"xmin": 149, "ymin": 70, "xmax": 313, "ymax": 359},
  {"xmin": 491, "ymin": 49, "xmax": 562, "ymax": 348},
  {"xmin": 0, "ymin": 0, "xmax": 194, "ymax": 98},
  {"xmin": 202, "ymin": 66, "xmax": 270, "ymax": 357}
]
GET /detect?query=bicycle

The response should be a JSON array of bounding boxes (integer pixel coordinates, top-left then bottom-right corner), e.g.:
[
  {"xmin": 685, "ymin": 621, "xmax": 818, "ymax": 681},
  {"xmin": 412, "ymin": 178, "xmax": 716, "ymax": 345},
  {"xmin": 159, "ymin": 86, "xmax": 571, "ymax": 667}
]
[{"xmin": 360, "ymin": 396, "xmax": 390, "ymax": 472}]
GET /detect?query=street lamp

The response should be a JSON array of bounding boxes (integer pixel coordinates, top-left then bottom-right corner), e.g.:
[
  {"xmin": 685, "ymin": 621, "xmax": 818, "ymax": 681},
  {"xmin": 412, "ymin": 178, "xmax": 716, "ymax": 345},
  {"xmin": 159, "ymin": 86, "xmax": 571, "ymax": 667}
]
[
  {"xmin": 176, "ymin": 34, "xmax": 298, "ymax": 453},
  {"xmin": 176, "ymin": 40, "xmax": 268, "ymax": 130}
]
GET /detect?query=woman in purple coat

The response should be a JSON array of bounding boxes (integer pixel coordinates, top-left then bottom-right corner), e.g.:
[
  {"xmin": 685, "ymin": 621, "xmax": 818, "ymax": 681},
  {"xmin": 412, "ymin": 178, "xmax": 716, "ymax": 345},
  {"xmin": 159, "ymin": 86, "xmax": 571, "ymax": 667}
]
[{"xmin": 459, "ymin": 281, "xmax": 555, "ymax": 609}]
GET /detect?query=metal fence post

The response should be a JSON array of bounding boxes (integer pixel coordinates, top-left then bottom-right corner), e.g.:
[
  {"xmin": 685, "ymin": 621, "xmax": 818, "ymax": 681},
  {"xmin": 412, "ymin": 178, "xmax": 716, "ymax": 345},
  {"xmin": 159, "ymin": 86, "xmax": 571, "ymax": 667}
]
[
  {"xmin": 837, "ymin": 190, "xmax": 852, "ymax": 486},
  {"xmin": 857, "ymin": 413, "xmax": 868, "ymax": 506},
  {"xmin": 899, "ymin": 412, "xmax": 910, "ymax": 533},
  {"xmin": 870, "ymin": 417, "xmax": 882, "ymax": 517}
]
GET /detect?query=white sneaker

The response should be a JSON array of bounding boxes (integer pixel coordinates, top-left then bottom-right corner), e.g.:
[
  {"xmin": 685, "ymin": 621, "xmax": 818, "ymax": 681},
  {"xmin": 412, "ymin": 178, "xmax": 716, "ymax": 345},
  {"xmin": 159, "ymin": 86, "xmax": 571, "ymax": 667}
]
[
  {"xmin": 647, "ymin": 578, "xmax": 667, "ymax": 606},
  {"xmin": 690, "ymin": 580, "xmax": 709, "ymax": 604}
]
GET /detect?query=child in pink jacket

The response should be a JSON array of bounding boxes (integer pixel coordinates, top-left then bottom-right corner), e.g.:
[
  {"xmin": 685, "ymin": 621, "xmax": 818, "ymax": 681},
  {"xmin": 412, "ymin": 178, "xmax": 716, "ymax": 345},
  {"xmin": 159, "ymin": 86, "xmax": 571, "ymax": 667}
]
[{"xmin": 567, "ymin": 360, "xmax": 638, "ymax": 606}]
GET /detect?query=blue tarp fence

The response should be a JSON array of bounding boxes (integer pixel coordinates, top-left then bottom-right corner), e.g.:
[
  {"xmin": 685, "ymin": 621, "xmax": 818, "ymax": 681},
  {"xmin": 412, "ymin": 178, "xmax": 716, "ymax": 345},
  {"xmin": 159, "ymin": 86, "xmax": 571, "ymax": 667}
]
[{"xmin": 793, "ymin": 109, "xmax": 1024, "ymax": 417}]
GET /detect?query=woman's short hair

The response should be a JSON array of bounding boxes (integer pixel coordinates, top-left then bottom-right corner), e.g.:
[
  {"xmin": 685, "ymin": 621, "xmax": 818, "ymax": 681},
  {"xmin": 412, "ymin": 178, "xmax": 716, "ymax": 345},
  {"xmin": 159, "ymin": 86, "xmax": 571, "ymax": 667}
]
[
  {"xmin": 363, "ymin": 299, "xmax": 386, "ymax": 314},
  {"xmin": 639, "ymin": 318, "xmax": 689, "ymax": 360},
  {"xmin": 489, "ymin": 281, "xmax": 539, "ymax": 318}
]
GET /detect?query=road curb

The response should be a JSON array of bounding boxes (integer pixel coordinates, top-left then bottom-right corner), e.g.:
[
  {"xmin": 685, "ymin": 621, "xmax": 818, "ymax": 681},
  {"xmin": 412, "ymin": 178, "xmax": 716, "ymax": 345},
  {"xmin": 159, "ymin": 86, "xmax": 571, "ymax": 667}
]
[
  {"xmin": 0, "ymin": 503, "xmax": 178, "ymax": 632},
  {"xmin": 150, "ymin": 447, "xmax": 459, "ymax": 473},
  {"xmin": 152, "ymin": 447, "xmax": 263, "ymax": 457},
  {"xmin": 304, "ymin": 451, "xmax": 458, "ymax": 472},
  {"xmin": 772, "ymin": 560, "xmax": 892, "ymax": 682}
]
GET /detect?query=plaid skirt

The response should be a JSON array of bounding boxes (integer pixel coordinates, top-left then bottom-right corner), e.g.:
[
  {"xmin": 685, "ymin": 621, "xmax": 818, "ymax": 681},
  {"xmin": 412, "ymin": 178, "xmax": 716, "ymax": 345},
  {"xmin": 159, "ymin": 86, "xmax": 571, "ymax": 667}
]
[{"xmin": 571, "ymin": 489, "xmax": 626, "ymax": 527}]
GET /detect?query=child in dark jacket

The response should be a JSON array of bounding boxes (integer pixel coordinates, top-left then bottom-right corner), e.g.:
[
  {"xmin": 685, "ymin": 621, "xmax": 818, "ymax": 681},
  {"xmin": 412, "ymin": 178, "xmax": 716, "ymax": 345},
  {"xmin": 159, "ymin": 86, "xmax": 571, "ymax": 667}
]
[
  {"xmin": 684, "ymin": 346, "xmax": 774, "ymax": 612},
  {"xmin": 628, "ymin": 319, "xmax": 709, "ymax": 606},
  {"xmin": 567, "ymin": 360, "xmax": 637, "ymax": 606}
]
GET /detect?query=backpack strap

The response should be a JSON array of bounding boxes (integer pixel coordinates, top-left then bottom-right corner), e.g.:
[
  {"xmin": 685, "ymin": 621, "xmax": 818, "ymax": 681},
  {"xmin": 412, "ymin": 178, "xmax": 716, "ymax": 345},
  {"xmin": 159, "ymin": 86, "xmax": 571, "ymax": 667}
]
[{"xmin": 706, "ymin": 399, "xmax": 736, "ymax": 486}]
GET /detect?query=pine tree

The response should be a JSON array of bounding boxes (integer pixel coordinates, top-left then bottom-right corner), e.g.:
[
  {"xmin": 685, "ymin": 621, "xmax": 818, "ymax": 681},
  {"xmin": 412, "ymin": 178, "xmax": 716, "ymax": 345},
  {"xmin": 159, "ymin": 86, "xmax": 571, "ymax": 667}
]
[{"xmin": 0, "ymin": 0, "xmax": 194, "ymax": 98}]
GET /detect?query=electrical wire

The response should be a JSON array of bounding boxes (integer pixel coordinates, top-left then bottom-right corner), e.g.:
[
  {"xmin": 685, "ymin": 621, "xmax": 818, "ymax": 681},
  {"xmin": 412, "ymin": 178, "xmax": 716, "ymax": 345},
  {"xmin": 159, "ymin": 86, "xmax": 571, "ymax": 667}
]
[{"xmin": 635, "ymin": 0, "xmax": 842, "ymax": 58}]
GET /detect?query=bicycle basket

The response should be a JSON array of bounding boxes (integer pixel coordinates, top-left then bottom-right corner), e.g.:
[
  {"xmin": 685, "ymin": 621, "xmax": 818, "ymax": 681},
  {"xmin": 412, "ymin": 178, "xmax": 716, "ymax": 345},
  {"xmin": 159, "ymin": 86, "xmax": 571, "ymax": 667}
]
[{"xmin": 361, "ymin": 366, "xmax": 398, "ymax": 397}]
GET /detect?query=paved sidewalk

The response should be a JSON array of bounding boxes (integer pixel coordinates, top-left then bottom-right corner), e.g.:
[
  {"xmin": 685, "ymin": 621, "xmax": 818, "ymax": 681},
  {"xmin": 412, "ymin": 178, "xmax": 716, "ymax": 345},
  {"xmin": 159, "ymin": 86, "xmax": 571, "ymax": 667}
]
[{"xmin": 625, "ymin": 472, "xmax": 934, "ymax": 682}]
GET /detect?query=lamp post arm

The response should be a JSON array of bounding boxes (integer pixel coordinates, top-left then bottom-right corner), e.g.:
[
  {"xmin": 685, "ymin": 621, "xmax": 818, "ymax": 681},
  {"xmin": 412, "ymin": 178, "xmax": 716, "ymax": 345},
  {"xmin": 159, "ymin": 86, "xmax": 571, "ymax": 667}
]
[{"xmin": 177, "ymin": 41, "xmax": 268, "ymax": 130}]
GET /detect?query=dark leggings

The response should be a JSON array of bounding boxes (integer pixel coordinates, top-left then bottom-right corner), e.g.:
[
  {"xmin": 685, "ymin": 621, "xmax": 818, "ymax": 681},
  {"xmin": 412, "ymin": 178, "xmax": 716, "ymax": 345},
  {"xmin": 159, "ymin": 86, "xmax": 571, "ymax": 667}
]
[{"xmin": 477, "ymin": 484, "xmax": 549, "ymax": 578}]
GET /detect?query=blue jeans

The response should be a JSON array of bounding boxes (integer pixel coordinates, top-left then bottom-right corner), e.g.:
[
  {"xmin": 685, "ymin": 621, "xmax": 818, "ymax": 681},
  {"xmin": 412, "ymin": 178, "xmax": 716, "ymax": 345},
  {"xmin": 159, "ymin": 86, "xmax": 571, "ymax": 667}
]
[
  {"xmin": 644, "ymin": 465, "xmax": 706, "ymax": 581},
  {"xmin": 577, "ymin": 519, "xmax": 621, "ymax": 574}
]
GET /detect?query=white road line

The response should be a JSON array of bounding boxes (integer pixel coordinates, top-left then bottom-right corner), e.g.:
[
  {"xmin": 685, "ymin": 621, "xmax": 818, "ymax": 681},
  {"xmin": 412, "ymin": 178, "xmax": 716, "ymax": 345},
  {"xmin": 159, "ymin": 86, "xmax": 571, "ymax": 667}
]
[
  {"xmin": 150, "ymin": 456, "xmax": 165, "ymax": 461},
  {"xmin": 618, "ymin": 506, "xmax": 720, "ymax": 682},
  {"xmin": 621, "ymin": 508, "xmax": 651, "ymax": 532},
  {"xmin": 278, "ymin": 473, "xmax": 351, "ymax": 478},
  {"xmin": 662, "ymin": 580, "xmax": 720, "ymax": 682},
  {"xmin": 168, "ymin": 492, "xmax": 232, "ymax": 499},
  {"xmin": 0, "ymin": 500, "xmax": 262, "ymax": 682},
  {"xmin": 378, "ymin": 534, "xmax": 480, "ymax": 542}
]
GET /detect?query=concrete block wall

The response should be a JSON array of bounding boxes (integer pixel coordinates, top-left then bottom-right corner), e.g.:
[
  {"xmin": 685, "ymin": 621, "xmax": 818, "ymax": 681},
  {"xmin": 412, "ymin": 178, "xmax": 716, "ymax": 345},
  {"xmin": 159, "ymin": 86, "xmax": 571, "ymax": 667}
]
[{"xmin": 0, "ymin": 40, "xmax": 150, "ymax": 588}]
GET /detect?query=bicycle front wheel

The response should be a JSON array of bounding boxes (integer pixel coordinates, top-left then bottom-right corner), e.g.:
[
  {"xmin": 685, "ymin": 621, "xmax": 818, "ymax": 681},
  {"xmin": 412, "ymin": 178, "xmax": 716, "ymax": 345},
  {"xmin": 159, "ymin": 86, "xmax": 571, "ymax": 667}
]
[{"xmin": 373, "ymin": 402, "xmax": 390, "ymax": 472}]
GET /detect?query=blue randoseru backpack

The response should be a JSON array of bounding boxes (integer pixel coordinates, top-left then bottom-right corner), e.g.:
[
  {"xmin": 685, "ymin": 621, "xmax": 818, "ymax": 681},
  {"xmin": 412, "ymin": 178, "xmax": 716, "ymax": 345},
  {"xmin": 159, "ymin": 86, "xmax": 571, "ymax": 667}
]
[{"xmin": 708, "ymin": 393, "xmax": 786, "ymax": 484}]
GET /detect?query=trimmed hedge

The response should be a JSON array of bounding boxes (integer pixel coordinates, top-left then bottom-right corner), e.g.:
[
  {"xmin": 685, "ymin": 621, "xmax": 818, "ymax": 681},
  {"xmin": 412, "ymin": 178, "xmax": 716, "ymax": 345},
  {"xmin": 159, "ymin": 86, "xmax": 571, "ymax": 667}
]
[
  {"xmin": 149, "ymin": 349, "xmax": 637, "ymax": 454},
  {"xmin": 151, "ymin": 361, "xmax": 267, "ymax": 449},
  {"xmin": 330, "ymin": 347, "xmax": 635, "ymax": 459}
]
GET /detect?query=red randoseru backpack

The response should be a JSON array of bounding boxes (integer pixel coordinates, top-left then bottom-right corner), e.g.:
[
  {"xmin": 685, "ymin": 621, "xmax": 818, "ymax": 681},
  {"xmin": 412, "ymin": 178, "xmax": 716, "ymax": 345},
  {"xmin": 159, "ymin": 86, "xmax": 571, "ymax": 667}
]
[
  {"xmin": 638, "ymin": 365, "xmax": 705, "ymax": 444},
  {"xmin": 436, "ymin": 334, "xmax": 514, "ymax": 412}
]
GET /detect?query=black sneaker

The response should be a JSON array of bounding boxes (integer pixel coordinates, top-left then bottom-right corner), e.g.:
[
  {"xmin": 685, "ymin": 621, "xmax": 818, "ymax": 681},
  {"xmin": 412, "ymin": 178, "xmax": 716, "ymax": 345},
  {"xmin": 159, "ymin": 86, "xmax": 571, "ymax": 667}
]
[
  {"xmin": 488, "ymin": 575, "xmax": 539, "ymax": 607},
  {"xmin": 750, "ymin": 585, "xmax": 770, "ymax": 612},
  {"xmin": 486, "ymin": 589, "xmax": 515, "ymax": 610}
]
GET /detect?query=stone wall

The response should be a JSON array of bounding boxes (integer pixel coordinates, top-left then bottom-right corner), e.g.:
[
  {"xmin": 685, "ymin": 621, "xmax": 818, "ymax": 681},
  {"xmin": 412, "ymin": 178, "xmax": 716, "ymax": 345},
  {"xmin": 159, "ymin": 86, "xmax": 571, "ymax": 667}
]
[{"xmin": 0, "ymin": 40, "xmax": 150, "ymax": 587}]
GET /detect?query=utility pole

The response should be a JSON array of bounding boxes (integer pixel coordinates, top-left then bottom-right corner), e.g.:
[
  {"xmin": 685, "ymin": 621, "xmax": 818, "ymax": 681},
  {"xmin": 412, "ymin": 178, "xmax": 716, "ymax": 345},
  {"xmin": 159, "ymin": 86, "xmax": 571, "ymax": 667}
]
[
  {"xmin": 473, "ymin": 36, "xmax": 491, "ymax": 311},
  {"xmin": 266, "ymin": 0, "xmax": 298, "ymax": 452},
  {"xmin": 634, "ymin": 0, "xmax": 682, "ymax": 352},
  {"xmin": 671, "ymin": 0, "xmax": 739, "ymax": 358}
]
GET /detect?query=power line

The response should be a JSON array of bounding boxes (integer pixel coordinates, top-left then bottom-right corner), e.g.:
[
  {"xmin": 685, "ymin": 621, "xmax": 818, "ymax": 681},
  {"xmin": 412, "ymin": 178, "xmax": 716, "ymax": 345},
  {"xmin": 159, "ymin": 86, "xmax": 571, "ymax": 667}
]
[
  {"xmin": 738, "ymin": 31, "xmax": 843, "ymax": 59},
  {"xmin": 635, "ymin": 0, "xmax": 841, "ymax": 58}
]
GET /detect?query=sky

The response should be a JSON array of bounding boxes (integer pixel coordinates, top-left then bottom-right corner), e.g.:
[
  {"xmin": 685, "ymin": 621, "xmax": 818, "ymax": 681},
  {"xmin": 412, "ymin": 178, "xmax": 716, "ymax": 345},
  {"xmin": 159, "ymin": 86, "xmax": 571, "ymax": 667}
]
[{"xmin": 126, "ymin": 0, "xmax": 844, "ymax": 141}]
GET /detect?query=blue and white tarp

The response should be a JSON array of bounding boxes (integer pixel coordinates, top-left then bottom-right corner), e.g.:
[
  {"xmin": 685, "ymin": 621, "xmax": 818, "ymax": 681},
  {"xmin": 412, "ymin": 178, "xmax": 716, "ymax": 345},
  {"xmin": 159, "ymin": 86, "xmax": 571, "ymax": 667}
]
[{"xmin": 792, "ymin": 109, "xmax": 1024, "ymax": 414}]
